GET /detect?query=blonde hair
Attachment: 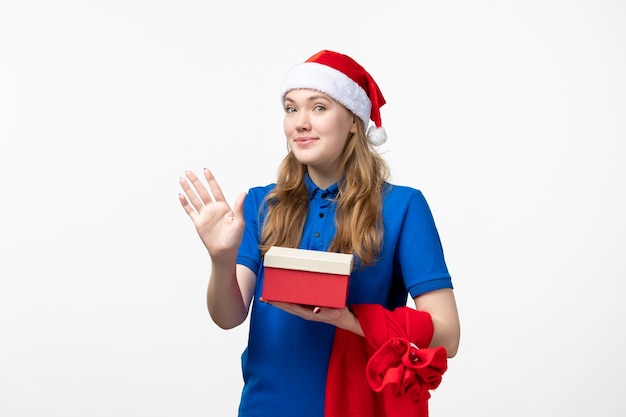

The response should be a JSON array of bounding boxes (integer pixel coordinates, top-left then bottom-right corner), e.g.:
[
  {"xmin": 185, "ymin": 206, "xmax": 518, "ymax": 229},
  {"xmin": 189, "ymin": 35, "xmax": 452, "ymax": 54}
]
[{"xmin": 259, "ymin": 119, "xmax": 390, "ymax": 267}]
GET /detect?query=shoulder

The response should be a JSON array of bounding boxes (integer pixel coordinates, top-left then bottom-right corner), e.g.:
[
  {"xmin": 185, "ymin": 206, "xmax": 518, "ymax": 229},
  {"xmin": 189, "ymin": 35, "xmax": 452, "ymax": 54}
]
[
  {"xmin": 383, "ymin": 183, "xmax": 428, "ymax": 208},
  {"xmin": 247, "ymin": 183, "xmax": 276, "ymax": 194},
  {"xmin": 244, "ymin": 183, "xmax": 276, "ymax": 202},
  {"xmin": 381, "ymin": 183, "xmax": 438, "ymax": 228},
  {"xmin": 240, "ymin": 184, "xmax": 276, "ymax": 218}
]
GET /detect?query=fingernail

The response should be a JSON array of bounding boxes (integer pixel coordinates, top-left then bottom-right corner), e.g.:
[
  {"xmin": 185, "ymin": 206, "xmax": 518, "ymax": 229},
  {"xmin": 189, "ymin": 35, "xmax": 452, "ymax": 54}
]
[{"xmin": 313, "ymin": 307, "xmax": 321, "ymax": 314}]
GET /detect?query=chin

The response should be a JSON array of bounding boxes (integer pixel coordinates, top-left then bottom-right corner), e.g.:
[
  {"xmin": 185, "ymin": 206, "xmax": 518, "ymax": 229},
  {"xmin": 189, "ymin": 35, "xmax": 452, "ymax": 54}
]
[{"xmin": 292, "ymin": 153, "xmax": 318, "ymax": 166}]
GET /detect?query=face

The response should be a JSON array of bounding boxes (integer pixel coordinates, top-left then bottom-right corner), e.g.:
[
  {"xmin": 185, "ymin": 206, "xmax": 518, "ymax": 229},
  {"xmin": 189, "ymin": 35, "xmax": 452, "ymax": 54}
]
[{"xmin": 283, "ymin": 89, "xmax": 357, "ymax": 186}]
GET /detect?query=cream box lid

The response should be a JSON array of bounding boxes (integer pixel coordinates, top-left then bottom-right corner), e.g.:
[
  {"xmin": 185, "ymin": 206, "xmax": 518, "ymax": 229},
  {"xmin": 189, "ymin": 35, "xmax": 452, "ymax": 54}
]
[{"xmin": 263, "ymin": 246, "xmax": 354, "ymax": 275}]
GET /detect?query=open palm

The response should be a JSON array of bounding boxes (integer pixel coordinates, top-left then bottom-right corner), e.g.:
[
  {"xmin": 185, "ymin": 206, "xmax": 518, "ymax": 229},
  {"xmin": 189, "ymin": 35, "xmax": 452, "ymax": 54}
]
[{"xmin": 179, "ymin": 169, "xmax": 246, "ymax": 257}]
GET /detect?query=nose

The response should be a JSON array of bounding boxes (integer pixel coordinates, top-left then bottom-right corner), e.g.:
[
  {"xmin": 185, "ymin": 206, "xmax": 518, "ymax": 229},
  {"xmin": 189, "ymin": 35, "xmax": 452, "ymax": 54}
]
[{"xmin": 295, "ymin": 111, "xmax": 311, "ymax": 131}]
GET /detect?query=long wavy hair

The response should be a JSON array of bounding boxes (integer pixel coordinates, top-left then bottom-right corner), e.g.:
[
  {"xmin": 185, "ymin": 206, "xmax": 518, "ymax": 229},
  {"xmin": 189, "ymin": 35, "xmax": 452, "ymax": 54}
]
[{"xmin": 259, "ymin": 117, "xmax": 390, "ymax": 267}]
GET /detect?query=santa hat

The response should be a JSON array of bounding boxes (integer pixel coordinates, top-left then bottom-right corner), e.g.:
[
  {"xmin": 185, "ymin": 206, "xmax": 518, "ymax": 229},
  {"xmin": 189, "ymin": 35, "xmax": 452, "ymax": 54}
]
[{"xmin": 281, "ymin": 50, "xmax": 388, "ymax": 146}]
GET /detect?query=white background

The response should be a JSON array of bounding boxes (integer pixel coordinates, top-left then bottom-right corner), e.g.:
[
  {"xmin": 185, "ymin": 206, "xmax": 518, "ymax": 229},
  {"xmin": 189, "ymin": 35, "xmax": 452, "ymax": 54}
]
[{"xmin": 1, "ymin": 1, "xmax": 625, "ymax": 416}]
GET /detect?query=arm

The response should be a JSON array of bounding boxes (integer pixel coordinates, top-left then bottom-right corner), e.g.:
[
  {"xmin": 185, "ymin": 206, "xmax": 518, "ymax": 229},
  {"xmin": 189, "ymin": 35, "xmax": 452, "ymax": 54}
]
[
  {"xmin": 179, "ymin": 169, "xmax": 255, "ymax": 329},
  {"xmin": 413, "ymin": 288, "xmax": 460, "ymax": 357},
  {"xmin": 273, "ymin": 287, "xmax": 461, "ymax": 353},
  {"xmin": 267, "ymin": 289, "xmax": 460, "ymax": 352},
  {"xmin": 296, "ymin": 288, "xmax": 461, "ymax": 349},
  {"xmin": 207, "ymin": 262, "xmax": 255, "ymax": 329}
]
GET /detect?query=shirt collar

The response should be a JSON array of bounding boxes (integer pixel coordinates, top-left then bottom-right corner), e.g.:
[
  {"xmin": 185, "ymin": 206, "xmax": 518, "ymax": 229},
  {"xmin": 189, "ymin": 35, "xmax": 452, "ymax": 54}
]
[{"xmin": 304, "ymin": 172, "xmax": 340, "ymax": 200}]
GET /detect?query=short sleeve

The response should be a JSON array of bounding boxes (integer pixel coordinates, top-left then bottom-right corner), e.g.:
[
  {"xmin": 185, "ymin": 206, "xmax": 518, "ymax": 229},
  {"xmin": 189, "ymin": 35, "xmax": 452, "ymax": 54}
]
[
  {"xmin": 394, "ymin": 189, "xmax": 452, "ymax": 298},
  {"xmin": 236, "ymin": 185, "xmax": 274, "ymax": 275}
]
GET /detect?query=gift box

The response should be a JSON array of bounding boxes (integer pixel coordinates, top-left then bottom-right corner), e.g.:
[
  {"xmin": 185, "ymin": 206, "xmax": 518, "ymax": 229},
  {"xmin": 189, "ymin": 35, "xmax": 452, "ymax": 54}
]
[{"xmin": 262, "ymin": 246, "xmax": 354, "ymax": 308}]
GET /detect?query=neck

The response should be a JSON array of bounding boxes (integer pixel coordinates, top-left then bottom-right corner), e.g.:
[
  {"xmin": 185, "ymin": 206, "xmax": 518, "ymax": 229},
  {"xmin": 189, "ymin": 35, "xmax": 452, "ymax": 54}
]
[{"xmin": 307, "ymin": 168, "xmax": 339, "ymax": 190}]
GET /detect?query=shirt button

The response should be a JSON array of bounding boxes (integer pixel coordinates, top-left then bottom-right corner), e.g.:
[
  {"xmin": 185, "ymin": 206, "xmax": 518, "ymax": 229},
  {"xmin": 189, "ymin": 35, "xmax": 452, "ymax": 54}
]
[
  {"xmin": 321, "ymin": 193, "xmax": 327, "ymax": 199},
  {"xmin": 314, "ymin": 232, "xmax": 320, "ymax": 237},
  {"xmin": 319, "ymin": 213, "xmax": 324, "ymax": 218}
]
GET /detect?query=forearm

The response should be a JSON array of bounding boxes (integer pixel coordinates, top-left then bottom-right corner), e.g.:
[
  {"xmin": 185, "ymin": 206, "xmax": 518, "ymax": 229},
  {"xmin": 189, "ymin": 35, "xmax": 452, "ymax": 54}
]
[
  {"xmin": 414, "ymin": 288, "xmax": 460, "ymax": 358},
  {"xmin": 429, "ymin": 314, "xmax": 460, "ymax": 358},
  {"xmin": 206, "ymin": 255, "xmax": 248, "ymax": 329}
]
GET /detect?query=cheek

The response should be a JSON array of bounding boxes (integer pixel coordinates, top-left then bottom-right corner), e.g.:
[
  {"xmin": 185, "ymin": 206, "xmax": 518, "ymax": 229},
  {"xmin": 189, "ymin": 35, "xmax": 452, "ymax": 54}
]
[{"xmin": 283, "ymin": 118, "xmax": 292, "ymax": 136}]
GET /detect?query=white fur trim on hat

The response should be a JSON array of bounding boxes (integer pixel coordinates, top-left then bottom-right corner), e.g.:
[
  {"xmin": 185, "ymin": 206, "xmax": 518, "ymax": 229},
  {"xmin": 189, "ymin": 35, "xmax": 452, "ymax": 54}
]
[{"xmin": 281, "ymin": 62, "xmax": 372, "ymax": 129}]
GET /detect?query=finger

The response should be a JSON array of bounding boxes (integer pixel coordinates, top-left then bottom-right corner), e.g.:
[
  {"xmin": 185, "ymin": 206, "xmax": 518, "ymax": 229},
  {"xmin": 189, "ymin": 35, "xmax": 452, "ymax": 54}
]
[
  {"xmin": 178, "ymin": 193, "xmax": 198, "ymax": 219},
  {"xmin": 185, "ymin": 170, "xmax": 214, "ymax": 205},
  {"xmin": 232, "ymin": 192, "xmax": 247, "ymax": 219},
  {"xmin": 203, "ymin": 168, "xmax": 227, "ymax": 202},
  {"xmin": 179, "ymin": 174, "xmax": 205, "ymax": 213}
]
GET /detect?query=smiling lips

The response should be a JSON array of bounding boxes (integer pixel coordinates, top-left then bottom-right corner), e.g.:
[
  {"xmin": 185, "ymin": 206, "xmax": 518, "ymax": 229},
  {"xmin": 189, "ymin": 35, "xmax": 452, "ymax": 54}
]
[{"xmin": 294, "ymin": 136, "xmax": 318, "ymax": 145}]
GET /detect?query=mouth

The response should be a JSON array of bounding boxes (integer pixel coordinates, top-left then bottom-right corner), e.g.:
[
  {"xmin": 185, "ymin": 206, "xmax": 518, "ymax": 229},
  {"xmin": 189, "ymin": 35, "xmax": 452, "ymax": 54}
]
[{"xmin": 294, "ymin": 136, "xmax": 318, "ymax": 145}]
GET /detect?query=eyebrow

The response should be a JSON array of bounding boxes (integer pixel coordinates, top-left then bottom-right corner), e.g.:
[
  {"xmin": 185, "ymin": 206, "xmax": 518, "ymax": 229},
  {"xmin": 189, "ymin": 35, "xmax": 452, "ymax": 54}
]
[{"xmin": 284, "ymin": 94, "xmax": 333, "ymax": 104}]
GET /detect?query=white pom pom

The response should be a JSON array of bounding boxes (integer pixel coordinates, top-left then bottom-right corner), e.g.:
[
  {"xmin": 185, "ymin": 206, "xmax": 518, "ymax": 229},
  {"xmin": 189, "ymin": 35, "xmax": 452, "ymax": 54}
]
[{"xmin": 366, "ymin": 126, "xmax": 387, "ymax": 146}]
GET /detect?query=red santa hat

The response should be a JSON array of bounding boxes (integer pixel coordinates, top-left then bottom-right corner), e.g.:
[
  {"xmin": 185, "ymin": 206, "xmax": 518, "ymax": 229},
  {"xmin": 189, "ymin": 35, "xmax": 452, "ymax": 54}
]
[{"xmin": 281, "ymin": 50, "xmax": 388, "ymax": 146}]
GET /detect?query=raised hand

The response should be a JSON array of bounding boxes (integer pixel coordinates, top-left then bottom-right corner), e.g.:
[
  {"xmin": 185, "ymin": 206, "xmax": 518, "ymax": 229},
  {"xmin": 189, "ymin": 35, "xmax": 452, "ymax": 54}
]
[{"xmin": 178, "ymin": 169, "xmax": 246, "ymax": 258}]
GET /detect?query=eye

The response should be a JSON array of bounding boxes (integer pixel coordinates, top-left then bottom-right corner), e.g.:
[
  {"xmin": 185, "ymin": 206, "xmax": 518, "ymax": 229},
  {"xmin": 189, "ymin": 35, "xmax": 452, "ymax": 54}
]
[
  {"xmin": 313, "ymin": 105, "xmax": 326, "ymax": 112},
  {"xmin": 284, "ymin": 106, "xmax": 297, "ymax": 114}
]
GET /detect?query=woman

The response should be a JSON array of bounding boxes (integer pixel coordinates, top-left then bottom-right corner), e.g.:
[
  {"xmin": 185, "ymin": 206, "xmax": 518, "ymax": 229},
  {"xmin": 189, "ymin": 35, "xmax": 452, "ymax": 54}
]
[{"xmin": 179, "ymin": 50, "xmax": 460, "ymax": 417}]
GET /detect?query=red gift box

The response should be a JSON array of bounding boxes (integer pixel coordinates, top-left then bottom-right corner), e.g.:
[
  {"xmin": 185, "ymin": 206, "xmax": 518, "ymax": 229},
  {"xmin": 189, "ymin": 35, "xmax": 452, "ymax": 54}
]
[{"xmin": 262, "ymin": 246, "xmax": 354, "ymax": 308}]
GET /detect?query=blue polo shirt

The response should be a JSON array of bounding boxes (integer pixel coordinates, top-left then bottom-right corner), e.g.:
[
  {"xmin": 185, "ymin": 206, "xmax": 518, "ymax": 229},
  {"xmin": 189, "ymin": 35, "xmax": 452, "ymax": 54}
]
[{"xmin": 235, "ymin": 174, "xmax": 452, "ymax": 417}]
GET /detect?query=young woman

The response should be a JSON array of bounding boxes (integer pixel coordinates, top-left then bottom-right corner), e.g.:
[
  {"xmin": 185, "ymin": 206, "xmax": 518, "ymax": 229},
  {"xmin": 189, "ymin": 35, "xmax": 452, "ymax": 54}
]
[{"xmin": 179, "ymin": 50, "xmax": 460, "ymax": 417}]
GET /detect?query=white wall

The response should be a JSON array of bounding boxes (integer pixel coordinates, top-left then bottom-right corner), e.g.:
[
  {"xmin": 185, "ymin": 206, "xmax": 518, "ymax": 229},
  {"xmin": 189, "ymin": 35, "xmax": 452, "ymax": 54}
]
[{"xmin": 1, "ymin": 1, "xmax": 624, "ymax": 415}]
